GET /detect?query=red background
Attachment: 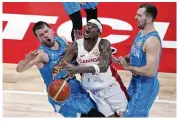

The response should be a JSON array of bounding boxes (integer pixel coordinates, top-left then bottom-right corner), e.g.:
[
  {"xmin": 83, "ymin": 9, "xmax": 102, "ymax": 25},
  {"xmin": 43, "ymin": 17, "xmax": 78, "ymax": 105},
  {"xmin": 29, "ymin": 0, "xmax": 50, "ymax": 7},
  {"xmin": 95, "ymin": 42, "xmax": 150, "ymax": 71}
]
[{"xmin": 2, "ymin": 2, "xmax": 176, "ymax": 73}]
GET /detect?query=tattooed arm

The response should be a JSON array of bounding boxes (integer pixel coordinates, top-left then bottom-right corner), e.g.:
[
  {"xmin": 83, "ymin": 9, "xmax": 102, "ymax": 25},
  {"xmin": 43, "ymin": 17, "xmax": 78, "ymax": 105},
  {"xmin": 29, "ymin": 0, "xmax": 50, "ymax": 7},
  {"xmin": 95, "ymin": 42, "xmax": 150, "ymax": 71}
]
[{"xmin": 97, "ymin": 39, "xmax": 112, "ymax": 72}]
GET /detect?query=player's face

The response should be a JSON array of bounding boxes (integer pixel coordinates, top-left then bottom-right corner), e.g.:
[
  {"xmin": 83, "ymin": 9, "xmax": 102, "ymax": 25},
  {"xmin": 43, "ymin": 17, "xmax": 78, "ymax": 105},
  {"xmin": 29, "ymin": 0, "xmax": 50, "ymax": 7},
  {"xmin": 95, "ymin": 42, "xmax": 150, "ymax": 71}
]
[
  {"xmin": 84, "ymin": 22, "xmax": 100, "ymax": 40},
  {"xmin": 35, "ymin": 25, "xmax": 55, "ymax": 48},
  {"xmin": 135, "ymin": 7, "xmax": 147, "ymax": 29}
]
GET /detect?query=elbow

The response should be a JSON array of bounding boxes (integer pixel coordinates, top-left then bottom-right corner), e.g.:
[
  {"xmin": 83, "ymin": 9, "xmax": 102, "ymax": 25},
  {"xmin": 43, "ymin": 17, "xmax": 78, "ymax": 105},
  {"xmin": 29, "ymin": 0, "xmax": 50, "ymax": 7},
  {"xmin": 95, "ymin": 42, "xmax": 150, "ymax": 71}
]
[
  {"xmin": 146, "ymin": 70, "xmax": 155, "ymax": 77},
  {"xmin": 100, "ymin": 65, "xmax": 109, "ymax": 73},
  {"xmin": 16, "ymin": 66, "xmax": 23, "ymax": 73}
]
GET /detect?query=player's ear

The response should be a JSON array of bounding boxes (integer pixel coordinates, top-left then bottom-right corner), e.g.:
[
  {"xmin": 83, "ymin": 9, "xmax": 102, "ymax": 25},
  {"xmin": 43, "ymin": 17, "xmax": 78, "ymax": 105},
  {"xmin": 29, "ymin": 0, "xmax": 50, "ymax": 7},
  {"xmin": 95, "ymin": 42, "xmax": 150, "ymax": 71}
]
[
  {"xmin": 98, "ymin": 32, "xmax": 101, "ymax": 36},
  {"xmin": 147, "ymin": 16, "xmax": 152, "ymax": 23}
]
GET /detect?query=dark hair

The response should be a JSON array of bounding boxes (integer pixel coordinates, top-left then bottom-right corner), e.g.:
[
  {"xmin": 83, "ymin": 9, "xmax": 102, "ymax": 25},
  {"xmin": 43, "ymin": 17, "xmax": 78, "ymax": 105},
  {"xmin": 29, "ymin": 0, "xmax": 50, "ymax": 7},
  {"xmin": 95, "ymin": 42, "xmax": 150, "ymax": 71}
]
[
  {"xmin": 32, "ymin": 21, "xmax": 51, "ymax": 37},
  {"xmin": 139, "ymin": 3, "xmax": 158, "ymax": 21}
]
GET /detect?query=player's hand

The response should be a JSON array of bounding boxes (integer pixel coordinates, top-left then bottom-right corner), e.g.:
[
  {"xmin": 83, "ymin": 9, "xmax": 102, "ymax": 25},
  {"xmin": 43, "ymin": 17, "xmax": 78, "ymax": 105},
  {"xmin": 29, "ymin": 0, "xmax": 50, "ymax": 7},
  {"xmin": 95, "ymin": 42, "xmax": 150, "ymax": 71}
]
[
  {"xmin": 25, "ymin": 50, "xmax": 39, "ymax": 62},
  {"xmin": 118, "ymin": 56, "xmax": 129, "ymax": 70},
  {"xmin": 61, "ymin": 67, "xmax": 77, "ymax": 75},
  {"xmin": 66, "ymin": 41, "xmax": 77, "ymax": 54},
  {"xmin": 60, "ymin": 61, "xmax": 77, "ymax": 74},
  {"xmin": 53, "ymin": 65, "xmax": 61, "ymax": 75},
  {"xmin": 74, "ymin": 29, "xmax": 83, "ymax": 41},
  {"xmin": 52, "ymin": 61, "xmax": 74, "ymax": 76},
  {"xmin": 112, "ymin": 55, "xmax": 119, "ymax": 64}
]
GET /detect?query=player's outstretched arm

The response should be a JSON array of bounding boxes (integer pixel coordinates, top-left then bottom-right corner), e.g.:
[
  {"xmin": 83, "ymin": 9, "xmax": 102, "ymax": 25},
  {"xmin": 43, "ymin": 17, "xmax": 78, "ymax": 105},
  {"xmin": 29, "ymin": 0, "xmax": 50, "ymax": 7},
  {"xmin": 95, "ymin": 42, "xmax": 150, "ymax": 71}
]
[{"xmin": 16, "ymin": 50, "xmax": 49, "ymax": 72}]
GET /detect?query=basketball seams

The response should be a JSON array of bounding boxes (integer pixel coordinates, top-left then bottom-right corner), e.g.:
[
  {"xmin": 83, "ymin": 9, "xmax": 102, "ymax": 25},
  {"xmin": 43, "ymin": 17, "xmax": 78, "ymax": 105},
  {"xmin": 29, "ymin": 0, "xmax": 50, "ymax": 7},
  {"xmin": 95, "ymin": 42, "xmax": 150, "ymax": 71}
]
[{"xmin": 52, "ymin": 81, "xmax": 67, "ymax": 100}]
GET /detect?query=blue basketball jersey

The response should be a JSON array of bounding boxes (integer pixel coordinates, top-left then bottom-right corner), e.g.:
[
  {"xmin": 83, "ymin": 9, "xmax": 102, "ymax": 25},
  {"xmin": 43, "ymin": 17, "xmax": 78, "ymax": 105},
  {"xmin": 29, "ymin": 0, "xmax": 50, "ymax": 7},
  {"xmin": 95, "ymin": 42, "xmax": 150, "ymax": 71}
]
[
  {"xmin": 130, "ymin": 31, "xmax": 162, "ymax": 78},
  {"xmin": 38, "ymin": 36, "xmax": 96, "ymax": 117},
  {"xmin": 39, "ymin": 36, "xmax": 67, "ymax": 89},
  {"xmin": 124, "ymin": 31, "xmax": 161, "ymax": 117},
  {"xmin": 62, "ymin": 2, "xmax": 98, "ymax": 15}
]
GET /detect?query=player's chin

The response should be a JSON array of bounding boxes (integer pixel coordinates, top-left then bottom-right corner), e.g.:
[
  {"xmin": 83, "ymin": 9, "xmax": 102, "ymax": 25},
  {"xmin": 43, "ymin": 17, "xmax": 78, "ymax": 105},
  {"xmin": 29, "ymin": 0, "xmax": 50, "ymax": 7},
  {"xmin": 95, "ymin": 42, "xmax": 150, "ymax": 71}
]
[
  {"xmin": 84, "ymin": 35, "xmax": 92, "ymax": 40},
  {"xmin": 45, "ymin": 44, "xmax": 53, "ymax": 48},
  {"xmin": 84, "ymin": 36, "xmax": 89, "ymax": 40},
  {"xmin": 46, "ymin": 42, "xmax": 55, "ymax": 48}
]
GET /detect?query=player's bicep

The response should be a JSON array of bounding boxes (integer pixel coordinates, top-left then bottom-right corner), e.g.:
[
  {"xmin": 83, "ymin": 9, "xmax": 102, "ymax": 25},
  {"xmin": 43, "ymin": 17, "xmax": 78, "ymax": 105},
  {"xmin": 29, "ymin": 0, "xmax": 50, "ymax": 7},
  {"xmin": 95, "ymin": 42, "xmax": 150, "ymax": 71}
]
[
  {"xmin": 98, "ymin": 39, "xmax": 111, "ymax": 72},
  {"xmin": 145, "ymin": 37, "xmax": 161, "ymax": 72},
  {"xmin": 42, "ymin": 53, "xmax": 49, "ymax": 63},
  {"xmin": 99, "ymin": 40, "xmax": 112, "ymax": 60}
]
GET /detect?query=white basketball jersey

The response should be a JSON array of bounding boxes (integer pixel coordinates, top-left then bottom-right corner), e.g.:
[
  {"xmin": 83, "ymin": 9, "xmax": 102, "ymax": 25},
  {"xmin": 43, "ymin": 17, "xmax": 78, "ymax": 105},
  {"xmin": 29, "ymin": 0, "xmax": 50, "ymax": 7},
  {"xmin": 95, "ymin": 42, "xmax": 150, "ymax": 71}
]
[{"xmin": 76, "ymin": 38, "xmax": 116, "ymax": 90}]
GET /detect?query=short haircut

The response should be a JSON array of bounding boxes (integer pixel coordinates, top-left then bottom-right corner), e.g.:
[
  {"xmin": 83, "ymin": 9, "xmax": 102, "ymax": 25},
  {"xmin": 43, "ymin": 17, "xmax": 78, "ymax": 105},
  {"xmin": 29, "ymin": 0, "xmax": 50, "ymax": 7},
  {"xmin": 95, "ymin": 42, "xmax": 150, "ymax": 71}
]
[
  {"xmin": 139, "ymin": 3, "xmax": 158, "ymax": 21},
  {"xmin": 32, "ymin": 21, "xmax": 51, "ymax": 37}
]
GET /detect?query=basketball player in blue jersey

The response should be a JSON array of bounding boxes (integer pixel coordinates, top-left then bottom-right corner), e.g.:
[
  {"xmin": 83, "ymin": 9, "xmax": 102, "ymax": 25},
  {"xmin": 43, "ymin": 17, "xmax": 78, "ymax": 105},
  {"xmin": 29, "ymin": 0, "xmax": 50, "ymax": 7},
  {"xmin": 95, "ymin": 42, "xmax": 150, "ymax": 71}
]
[
  {"xmin": 112, "ymin": 3, "xmax": 161, "ymax": 117},
  {"xmin": 62, "ymin": 2, "xmax": 117, "ymax": 54},
  {"xmin": 16, "ymin": 21, "xmax": 105, "ymax": 117}
]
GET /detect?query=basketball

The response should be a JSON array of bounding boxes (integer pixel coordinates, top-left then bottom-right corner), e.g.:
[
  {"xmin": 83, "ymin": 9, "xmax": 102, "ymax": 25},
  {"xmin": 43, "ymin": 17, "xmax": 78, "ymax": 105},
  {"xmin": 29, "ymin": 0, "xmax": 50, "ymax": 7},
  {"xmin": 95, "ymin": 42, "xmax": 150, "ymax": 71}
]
[{"xmin": 48, "ymin": 79, "xmax": 71, "ymax": 102}]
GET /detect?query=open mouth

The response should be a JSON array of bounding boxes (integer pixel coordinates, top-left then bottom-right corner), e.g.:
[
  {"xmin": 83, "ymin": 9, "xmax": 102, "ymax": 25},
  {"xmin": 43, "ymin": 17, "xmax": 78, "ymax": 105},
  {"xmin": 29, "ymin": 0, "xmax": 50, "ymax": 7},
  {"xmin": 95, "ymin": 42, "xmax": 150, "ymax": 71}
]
[
  {"xmin": 47, "ymin": 39, "xmax": 51, "ymax": 42},
  {"xmin": 85, "ymin": 30, "xmax": 90, "ymax": 35}
]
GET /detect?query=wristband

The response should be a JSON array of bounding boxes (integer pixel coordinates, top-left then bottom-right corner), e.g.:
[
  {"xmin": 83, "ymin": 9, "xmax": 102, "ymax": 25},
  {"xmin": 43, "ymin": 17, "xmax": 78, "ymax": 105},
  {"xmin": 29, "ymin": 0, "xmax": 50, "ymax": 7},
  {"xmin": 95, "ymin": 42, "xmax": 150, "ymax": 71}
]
[{"xmin": 92, "ymin": 64, "xmax": 100, "ymax": 75}]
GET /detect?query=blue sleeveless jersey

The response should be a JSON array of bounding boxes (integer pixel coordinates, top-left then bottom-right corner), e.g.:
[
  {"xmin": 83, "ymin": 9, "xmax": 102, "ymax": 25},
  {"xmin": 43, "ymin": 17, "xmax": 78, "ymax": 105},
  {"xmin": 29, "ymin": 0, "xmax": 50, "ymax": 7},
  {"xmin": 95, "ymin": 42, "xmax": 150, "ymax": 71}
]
[
  {"xmin": 124, "ymin": 31, "xmax": 161, "ymax": 117},
  {"xmin": 38, "ymin": 36, "xmax": 96, "ymax": 117},
  {"xmin": 62, "ymin": 2, "xmax": 98, "ymax": 15},
  {"xmin": 130, "ymin": 31, "xmax": 162, "ymax": 78}
]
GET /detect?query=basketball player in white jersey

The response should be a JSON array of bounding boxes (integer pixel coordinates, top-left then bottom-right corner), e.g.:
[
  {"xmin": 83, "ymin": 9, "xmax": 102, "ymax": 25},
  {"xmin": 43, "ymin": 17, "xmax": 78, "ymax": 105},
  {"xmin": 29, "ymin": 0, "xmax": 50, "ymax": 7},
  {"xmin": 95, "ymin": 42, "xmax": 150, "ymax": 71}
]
[{"xmin": 53, "ymin": 19, "xmax": 128, "ymax": 117}]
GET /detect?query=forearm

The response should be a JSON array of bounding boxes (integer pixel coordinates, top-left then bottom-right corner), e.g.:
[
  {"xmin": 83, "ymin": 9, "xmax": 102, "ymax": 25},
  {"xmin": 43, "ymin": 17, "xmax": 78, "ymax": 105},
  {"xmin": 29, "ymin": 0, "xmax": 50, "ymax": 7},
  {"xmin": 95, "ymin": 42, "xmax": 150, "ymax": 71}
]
[
  {"xmin": 126, "ymin": 65, "xmax": 155, "ymax": 77},
  {"xmin": 59, "ymin": 44, "xmax": 77, "ymax": 65},
  {"xmin": 73, "ymin": 63, "xmax": 109, "ymax": 74},
  {"xmin": 60, "ymin": 53, "xmax": 74, "ymax": 64},
  {"xmin": 72, "ymin": 66, "xmax": 96, "ymax": 74},
  {"xmin": 97, "ymin": 61, "xmax": 109, "ymax": 73},
  {"xmin": 16, "ymin": 60, "xmax": 33, "ymax": 72}
]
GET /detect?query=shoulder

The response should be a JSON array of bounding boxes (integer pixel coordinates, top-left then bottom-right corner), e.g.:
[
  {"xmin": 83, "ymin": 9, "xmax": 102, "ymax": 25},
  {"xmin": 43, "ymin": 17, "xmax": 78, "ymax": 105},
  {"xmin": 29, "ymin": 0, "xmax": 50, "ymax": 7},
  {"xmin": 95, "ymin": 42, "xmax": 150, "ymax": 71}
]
[
  {"xmin": 99, "ymin": 39, "xmax": 110, "ymax": 46},
  {"xmin": 144, "ymin": 36, "xmax": 161, "ymax": 51},
  {"xmin": 100, "ymin": 38, "xmax": 110, "ymax": 44},
  {"xmin": 145, "ymin": 36, "xmax": 160, "ymax": 45},
  {"xmin": 99, "ymin": 39, "xmax": 111, "ymax": 53}
]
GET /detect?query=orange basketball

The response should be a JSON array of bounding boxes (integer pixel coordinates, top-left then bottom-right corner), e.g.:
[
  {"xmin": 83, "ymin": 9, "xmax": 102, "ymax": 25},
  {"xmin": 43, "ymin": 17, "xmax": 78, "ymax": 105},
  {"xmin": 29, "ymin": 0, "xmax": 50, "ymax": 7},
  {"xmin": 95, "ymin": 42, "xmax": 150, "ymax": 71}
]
[{"xmin": 48, "ymin": 79, "xmax": 71, "ymax": 102}]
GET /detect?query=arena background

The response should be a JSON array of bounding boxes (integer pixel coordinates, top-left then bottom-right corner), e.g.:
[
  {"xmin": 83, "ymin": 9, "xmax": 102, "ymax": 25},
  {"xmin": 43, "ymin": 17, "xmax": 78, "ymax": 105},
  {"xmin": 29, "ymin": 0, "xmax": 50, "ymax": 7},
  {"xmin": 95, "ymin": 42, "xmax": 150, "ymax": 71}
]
[
  {"xmin": 2, "ymin": 2, "xmax": 176, "ymax": 73},
  {"xmin": 2, "ymin": 2, "xmax": 177, "ymax": 118}
]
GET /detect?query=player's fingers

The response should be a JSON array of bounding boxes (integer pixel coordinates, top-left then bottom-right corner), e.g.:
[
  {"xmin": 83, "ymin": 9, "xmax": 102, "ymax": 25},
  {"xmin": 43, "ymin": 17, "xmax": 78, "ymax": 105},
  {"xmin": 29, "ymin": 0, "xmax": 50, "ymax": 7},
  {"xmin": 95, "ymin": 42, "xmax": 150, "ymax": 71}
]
[
  {"xmin": 63, "ymin": 61, "xmax": 73, "ymax": 67},
  {"xmin": 79, "ymin": 30, "xmax": 82, "ymax": 37},
  {"xmin": 32, "ymin": 50, "xmax": 39, "ymax": 56},
  {"xmin": 74, "ymin": 29, "xmax": 77, "ymax": 36},
  {"xmin": 63, "ymin": 61, "xmax": 69, "ymax": 66},
  {"xmin": 111, "ymin": 56, "xmax": 118, "ymax": 63},
  {"xmin": 26, "ymin": 51, "xmax": 32, "ymax": 56},
  {"xmin": 52, "ymin": 68, "xmax": 59, "ymax": 74}
]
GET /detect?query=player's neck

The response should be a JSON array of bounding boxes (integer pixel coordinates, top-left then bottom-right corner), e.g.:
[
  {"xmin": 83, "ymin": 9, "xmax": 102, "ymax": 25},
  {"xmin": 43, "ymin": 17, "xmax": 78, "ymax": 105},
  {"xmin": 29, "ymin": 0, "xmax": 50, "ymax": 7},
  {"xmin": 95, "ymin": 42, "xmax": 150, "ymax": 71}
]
[
  {"xmin": 84, "ymin": 37, "xmax": 98, "ymax": 52},
  {"xmin": 85, "ymin": 37, "xmax": 98, "ymax": 44},
  {"xmin": 50, "ymin": 41, "xmax": 59, "ymax": 50},
  {"xmin": 142, "ymin": 23, "xmax": 155, "ymax": 36}
]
